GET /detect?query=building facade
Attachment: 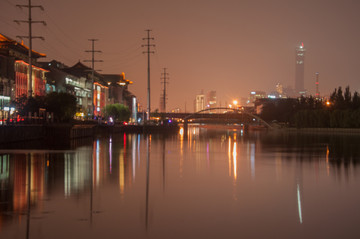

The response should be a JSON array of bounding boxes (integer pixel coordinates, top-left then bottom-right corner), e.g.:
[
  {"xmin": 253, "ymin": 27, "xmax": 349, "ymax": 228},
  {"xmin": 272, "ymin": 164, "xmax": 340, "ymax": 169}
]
[
  {"xmin": 0, "ymin": 33, "xmax": 46, "ymax": 121},
  {"xmin": 1, "ymin": 32, "xmax": 137, "ymax": 122},
  {"xmin": 195, "ymin": 93, "xmax": 205, "ymax": 112},
  {"xmin": 207, "ymin": 91, "xmax": 217, "ymax": 108}
]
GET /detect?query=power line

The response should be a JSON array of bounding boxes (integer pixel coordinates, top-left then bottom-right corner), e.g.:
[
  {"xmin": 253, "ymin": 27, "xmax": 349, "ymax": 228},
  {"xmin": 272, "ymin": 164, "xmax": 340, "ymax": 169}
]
[
  {"xmin": 41, "ymin": 11, "xmax": 84, "ymax": 49},
  {"xmin": 104, "ymin": 46, "xmax": 142, "ymax": 62},
  {"xmin": 3, "ymin": 0, "xmax": 15, "ymax": 7},
  {"xmin": 14, "ymin": 0, "xmax": 46, "ymax": 97},
  {"xmin": 101, "ymin": 53, "xmax": 143, "ymax": 70},
  {"xmin": 41, "ymin": 27, "xmax": 83, "ymax": 60}
]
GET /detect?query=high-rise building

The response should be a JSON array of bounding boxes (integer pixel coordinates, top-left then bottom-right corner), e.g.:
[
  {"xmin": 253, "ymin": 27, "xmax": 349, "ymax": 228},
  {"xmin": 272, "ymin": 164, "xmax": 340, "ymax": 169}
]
[
  {"xmin": 195, "ymin": 93, "xmax": 205, "ymax": 112},
  {"xmin": 295, "ymin": 42, "xmax": 306, "ymax": 96},
  {"xmin": 207, "ymin": 91, "xmax": 217, "ymax": 108},
  {"xmin": 249, "ymin": 91, "xmax": 266, "ymax": 104},
  {"xmin": 276, "ymin": 83, "xmax": 283, "ymax": 95}
]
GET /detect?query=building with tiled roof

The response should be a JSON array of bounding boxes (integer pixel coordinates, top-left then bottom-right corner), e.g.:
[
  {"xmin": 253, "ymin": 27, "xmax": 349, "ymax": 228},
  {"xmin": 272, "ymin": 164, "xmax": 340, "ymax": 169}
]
[{"xmin": 0, "ymin": 33, "xmax": 47, "ymax": 121}]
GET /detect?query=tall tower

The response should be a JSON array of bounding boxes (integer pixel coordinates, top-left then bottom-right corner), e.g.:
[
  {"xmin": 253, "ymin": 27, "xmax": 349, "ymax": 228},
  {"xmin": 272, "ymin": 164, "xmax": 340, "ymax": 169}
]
[{"xmin": 295, "ymin": 42, "xmax": 305, "ymax": 96}]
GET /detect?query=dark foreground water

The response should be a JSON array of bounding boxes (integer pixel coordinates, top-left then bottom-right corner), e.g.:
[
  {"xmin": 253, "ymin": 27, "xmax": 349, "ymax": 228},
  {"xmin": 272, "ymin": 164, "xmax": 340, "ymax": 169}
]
[{"xmin": 1, "ymin": 126, "xmax": 360, "ymax": 239}]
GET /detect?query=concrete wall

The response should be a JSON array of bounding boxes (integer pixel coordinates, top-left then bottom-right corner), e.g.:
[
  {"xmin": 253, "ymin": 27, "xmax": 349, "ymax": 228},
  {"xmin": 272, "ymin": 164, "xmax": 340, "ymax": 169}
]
[{"xmin": 0, "ymin": 125, "xmax": 45, "ymax": 143}]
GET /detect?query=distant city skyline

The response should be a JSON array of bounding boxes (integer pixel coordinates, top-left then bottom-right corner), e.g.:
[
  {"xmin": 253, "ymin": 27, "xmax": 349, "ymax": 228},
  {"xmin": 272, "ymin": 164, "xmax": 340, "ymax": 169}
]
[{"xmin": 1, "ymin": 0, "xmax": 360, "ymax": 111}]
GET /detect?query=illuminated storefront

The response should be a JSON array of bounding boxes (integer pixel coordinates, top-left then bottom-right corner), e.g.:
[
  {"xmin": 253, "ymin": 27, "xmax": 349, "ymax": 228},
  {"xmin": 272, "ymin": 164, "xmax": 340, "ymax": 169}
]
[
  {"xmin": 93, "ymin": 82, "xmax": 108, "ymax": 117},
  {"xmin": 14, "ymin": 60, "xmax": 47, "ymax": 98}
]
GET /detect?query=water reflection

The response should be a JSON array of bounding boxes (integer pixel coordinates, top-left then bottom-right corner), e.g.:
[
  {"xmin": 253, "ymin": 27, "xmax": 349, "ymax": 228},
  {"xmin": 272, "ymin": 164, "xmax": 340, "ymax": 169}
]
[{"xmin": 1, "ymin": 128, "xmax": 360, "ymax": 238}]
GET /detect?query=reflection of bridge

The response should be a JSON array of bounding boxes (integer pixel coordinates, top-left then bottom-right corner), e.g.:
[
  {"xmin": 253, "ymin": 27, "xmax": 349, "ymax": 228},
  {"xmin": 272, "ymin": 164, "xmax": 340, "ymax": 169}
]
[{"xmin": 152, "ymin": 107, "xmax": 273, "ymax": 129}]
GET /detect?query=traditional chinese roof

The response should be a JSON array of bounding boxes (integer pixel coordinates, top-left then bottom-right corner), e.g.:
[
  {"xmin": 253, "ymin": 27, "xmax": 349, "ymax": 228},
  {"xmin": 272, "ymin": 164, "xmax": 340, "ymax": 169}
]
[
  {"xmin": 0, "ymin": 33, "xmax": 46, "ymax": 58},
  {"xmin": 66, "ymin": 61, "xmax": 107, "ymax": 86},
  {"xmin": 103, "ymin": 73, "xmax": 133, "ymax": 86}
]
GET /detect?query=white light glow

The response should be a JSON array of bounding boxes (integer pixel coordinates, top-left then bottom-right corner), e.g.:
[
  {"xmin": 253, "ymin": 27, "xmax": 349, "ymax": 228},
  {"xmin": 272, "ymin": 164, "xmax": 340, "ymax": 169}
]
[{"xmin": 297, "ymin": 184, "xmax": 303, "ymax": 224}]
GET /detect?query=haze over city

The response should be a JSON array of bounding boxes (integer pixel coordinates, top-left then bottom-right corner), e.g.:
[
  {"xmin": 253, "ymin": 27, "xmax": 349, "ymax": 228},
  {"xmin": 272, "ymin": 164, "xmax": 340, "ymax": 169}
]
[{"xmin": 1, "ymin": 0, "xmax": 360, "ymax": 111}]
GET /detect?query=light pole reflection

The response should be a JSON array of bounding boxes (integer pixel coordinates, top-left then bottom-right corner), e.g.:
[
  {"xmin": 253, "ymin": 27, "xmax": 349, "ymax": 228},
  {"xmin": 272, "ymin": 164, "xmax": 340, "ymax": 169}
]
[
  {"xmin": 295, "ymin": 160, "xmax": 304, "ymax": 225},
  {"xmin": 228, "ymin": 134, "xmax": 238, "ymax": 181},
  {"xmin": 250, "ymin": 143, "xmax": 255, "ymax": 179},
  {"xmin": 162, "ymin": 136, "xmax": 166, "ymax": 192},
  {"xmin": 26, "ymin": 153, "xmax": 31, "ymax": 239},
  {"xmin": 233, "ymin": 141, "xmax": 237, "ymax": 180},
  {"xmin": 145, "ymin": 134, "xmax": 150, "ymax": 231},
  {"xmin": 109, "ymin": 137, "xmax": 112, "ymax": 174}
]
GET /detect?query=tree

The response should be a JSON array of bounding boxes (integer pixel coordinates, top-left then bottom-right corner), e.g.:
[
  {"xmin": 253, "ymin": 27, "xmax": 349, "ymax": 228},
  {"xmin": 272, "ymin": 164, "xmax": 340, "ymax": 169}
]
[
  {"xmin": 13, "ymin": 94, "xmax": 45, "ymax": 117},
  {"xmin": 352, "ymin": 91, "xmax": 360, "ymax": 109},
  {"xmin": 344, "ymin": 86, "xmax": 352, "ymax": 108},
  {"xmin": 45, "ymin": 92, "xmax": 77, "ymax": 122},
  {"xmin": 103, "ymin": 104, "xmax": 131, "ymax": 122}
]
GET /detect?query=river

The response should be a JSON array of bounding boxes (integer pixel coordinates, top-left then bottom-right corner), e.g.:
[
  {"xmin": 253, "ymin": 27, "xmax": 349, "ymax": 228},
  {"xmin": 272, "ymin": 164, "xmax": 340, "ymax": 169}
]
[{"xmin": 1, "ymin": 126, "xmax": 360, "ymax": 239}]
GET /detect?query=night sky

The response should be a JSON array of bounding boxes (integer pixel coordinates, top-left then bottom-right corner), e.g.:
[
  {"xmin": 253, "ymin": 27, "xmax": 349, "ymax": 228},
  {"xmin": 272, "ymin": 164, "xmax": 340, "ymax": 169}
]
[{"xmin": 1, "ymin": 0, "xmax": 360, "ymax": 111}]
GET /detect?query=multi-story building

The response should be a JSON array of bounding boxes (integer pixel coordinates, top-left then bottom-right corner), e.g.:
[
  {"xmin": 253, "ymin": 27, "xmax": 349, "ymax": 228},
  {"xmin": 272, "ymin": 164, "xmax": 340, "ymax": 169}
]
[
  {"xmin": 39, "ymin": 60, "xmax": 94, "ymax": 119},
  {"xmin": 0, "ymin": 33, "xmax": 47, "ymax": 120},
  {"xmin": 65, "ymin": 61, "xmax": 108, "ymax": 118},
  {"xmin": 1, "ymin": 32, "xmax": 137, "ymax": 121},
  {"xmin": 195, "ymin": 93, "xmax": 205, "ymax": 112},
  {"xmin": 102, "ymin": 73, "xmax": 133, "ymax": 107},
  {"xmin": 207, "ymin": 90, "xmax": 217, "ymax": 108},
  {"xmin": 249, "ymin": 91, "xmax": 266, "ymax": 104}
]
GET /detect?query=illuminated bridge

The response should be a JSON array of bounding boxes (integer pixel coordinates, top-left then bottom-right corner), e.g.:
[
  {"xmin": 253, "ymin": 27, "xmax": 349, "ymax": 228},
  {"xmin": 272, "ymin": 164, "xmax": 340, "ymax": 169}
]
[{"xmin": 152, "ymin": 107, "xmax": 273, "ymax": 129}]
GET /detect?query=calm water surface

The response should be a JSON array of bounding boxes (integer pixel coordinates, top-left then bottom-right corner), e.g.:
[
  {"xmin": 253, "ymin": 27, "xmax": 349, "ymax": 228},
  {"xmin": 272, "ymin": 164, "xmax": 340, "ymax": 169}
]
[{"xmin": 1, "ymin": 126, "xmax": 360, "ymax": 239}]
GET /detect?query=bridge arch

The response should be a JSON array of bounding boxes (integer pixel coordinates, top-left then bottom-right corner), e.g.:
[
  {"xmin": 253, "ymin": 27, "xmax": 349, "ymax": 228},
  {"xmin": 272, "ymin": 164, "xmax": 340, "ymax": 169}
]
[{"xmin": 183, "ymin": 107, "xmax": 273, "ymax": 129}]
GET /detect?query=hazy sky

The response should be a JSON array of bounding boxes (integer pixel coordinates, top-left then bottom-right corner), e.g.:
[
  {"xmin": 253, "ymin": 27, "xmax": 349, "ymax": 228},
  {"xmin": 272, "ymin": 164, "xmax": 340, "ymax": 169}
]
[{"xmin": 1, "ymin": 0, "xmax": 360, "ymax": 111}]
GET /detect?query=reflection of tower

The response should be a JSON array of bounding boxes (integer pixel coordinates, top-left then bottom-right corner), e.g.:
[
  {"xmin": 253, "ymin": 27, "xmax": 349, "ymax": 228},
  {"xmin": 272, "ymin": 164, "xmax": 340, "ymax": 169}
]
[
  {"xmin": 315, "ymin": 72, "xmax": 320, "ymax": 99},
  {"xmin": 297, "ymin": 184, "xmax": 303, "ymax": 224},
  {"xmin": 295, "ymin": 160, "xmax": 304, "ymax": 224},
  {"xmin": 295, "ymin": 42, "xmax": 306, "ymax": 96}
]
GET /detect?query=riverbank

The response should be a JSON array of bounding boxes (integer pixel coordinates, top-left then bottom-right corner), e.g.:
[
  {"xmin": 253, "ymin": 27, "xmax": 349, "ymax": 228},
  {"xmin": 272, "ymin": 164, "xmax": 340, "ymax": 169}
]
[
  {"xmin": 277, "ymin": 127, "xmax": 360, "ymax": 135},
  {"xmin": 0, "ymin": 123, "xmax": 180, "ymax": 144}
]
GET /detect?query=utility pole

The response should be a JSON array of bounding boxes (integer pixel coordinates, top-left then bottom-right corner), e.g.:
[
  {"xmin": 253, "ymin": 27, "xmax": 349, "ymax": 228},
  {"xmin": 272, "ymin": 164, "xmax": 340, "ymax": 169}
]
[
  {"xmin": 142, "ymin": 30, "xmax": 155, "ymax": 121},
  {"xmin": 315, "ymin": 72, "xmax": 320, "ymax": 99},
  {"xmin": 14, "ymin": 0, "xmax": 46, "ymax": 97},
  {"xmin": 84, "ymin": 39, "xmax": 102, "ymax": 118},
  {"xmin": 160, "ymin": 68, "xmax": 169, "ymax": 113}
]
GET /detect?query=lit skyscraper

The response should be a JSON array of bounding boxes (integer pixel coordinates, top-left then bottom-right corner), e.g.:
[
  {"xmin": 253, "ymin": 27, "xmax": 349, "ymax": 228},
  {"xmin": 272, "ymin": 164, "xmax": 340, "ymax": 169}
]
[
  {"xmin": 295, "ymin": 42, "xmax": 306, "ymax": 96},
  {"xmin": 195, "ymin": 92, "xmax": 205, "ymax": 112}
]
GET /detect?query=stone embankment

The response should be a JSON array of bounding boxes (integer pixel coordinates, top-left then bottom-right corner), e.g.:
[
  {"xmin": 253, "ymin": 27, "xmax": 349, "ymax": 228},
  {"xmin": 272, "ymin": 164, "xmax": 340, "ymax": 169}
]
[
  {"xmin": 0, "ymin": 124, "xmax": 180, "ymax": 144},
  {"xmin": 281, "ymin": 128, "xmax": 360, "ymax": 134}
]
